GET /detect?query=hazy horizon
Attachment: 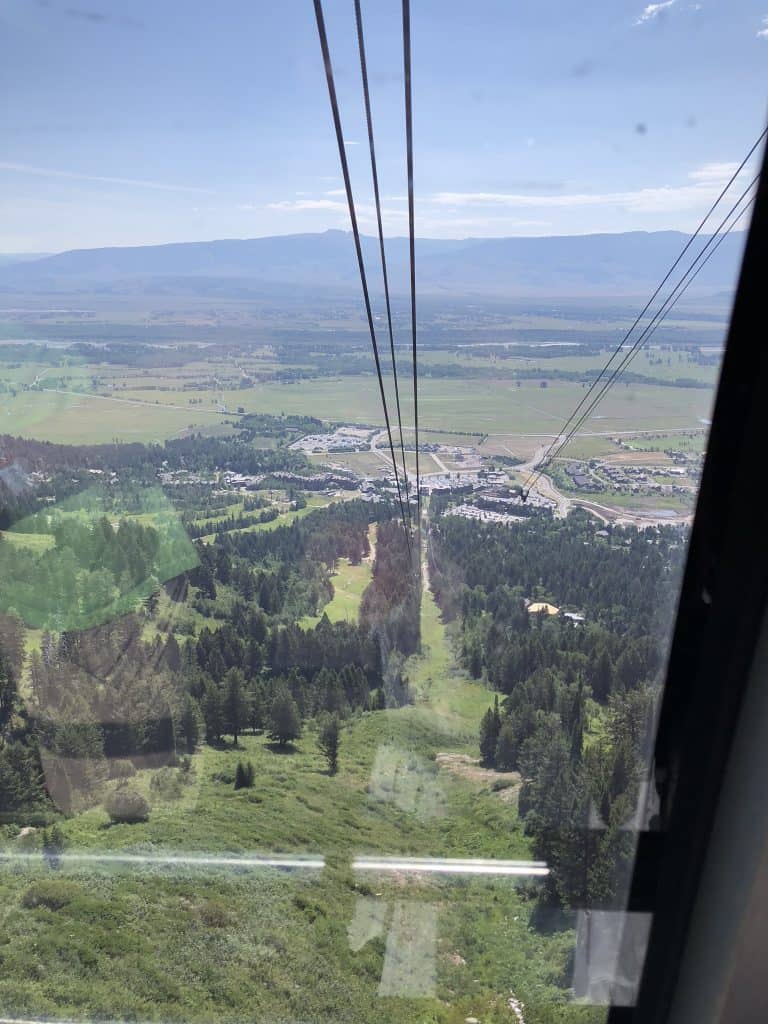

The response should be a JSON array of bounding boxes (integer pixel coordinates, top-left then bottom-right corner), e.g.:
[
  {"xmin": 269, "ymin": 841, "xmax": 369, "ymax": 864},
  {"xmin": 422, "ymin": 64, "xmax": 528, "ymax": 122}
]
[{"xmin": 0, "ymin": 223, "xmax": 751, "ymax": 260}]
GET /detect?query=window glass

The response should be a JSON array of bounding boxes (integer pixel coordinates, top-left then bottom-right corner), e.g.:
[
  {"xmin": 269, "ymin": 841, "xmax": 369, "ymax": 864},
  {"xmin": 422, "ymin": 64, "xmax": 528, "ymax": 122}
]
[{"xmin": 0, "ymin": 2, "xmax": 763, "ymax": 1021}]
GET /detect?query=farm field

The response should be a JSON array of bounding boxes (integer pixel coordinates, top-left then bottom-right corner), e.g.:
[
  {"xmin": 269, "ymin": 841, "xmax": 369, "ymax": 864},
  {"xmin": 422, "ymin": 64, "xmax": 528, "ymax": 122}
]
[
  {"xmin": 0, "ymin": 323, "xmax": 724, "ymax": 455},
  {"xmin": 418, "ymin": 347, "xmax": 721, "ymax": 385},
  {"xmin": 106, "ymin": 376, "xmax": 714, "ymax": 433},
  {"xmin": 1, "ymin": 385, "xmax": 232, "ymax": 444}
]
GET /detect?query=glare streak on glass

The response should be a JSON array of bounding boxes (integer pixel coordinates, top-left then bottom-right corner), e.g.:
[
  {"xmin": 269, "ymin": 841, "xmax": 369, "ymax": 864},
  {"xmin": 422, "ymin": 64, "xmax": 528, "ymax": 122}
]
[{"xmin": 353, "ymin": 856, "xmax": 550, "ymax": 876}]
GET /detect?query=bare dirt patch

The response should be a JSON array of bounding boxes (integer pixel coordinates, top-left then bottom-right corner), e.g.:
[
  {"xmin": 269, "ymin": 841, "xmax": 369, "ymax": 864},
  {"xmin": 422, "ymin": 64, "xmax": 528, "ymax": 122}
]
[{"xmin": 435, "ymin": 753, "xmax": 520, "ymax": 804}]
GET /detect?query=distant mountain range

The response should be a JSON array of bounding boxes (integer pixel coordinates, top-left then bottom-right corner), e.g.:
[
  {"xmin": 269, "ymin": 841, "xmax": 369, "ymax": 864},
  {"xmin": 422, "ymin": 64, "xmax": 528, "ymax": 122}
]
[
  {"xmin": 0, "ymin": 252, "xmax": 51, "ymax": 268},
  {"xmin": 0, "ymin": 229, "xmax": 746, "ymax": 299}
]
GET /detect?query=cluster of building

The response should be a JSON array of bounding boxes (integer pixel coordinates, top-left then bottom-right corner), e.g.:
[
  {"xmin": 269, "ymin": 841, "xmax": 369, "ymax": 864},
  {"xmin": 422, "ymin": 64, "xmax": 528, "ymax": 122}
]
[
  {"xmin": 420, "ymin": 469, "xmax": 508, "ymax": 495},
  {"xmin": 290, "ymin": 426, "xmax": 376, "ymax": 454},
  {"xmin": 445, "ymin": 503, "xmax": 527, "ymax": 526},
  {"xmin": 596, "ymin": 461, "xmax": 693, "ymax": 496},
  {"xmin": 562, "ymin": 459, "xmax": 696, "ymax": 498},
  {"xmin": 158, "ymin": 468, "xmax": 216, "ymax": 487}
]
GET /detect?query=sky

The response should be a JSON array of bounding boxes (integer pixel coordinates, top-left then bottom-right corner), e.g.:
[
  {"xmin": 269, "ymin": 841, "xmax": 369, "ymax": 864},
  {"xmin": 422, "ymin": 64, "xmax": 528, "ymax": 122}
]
[{"xmin": 1, "ymin": 0, "xmax": 767, "ymax": 252}]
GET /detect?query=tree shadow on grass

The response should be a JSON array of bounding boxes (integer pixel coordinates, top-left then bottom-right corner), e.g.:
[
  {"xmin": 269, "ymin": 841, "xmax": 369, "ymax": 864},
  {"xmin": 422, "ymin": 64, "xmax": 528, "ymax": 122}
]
[{"xmin": 265, "ymin": 742, "xmax": 300, "ymax": 755}]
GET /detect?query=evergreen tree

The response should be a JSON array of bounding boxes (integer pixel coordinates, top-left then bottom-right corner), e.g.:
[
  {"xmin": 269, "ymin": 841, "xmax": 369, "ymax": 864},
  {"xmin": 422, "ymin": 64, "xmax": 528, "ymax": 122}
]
[
  {"xmin": 246, "ymin": 679, "xmax": 265, "ymax": 734},
  {"xmin": 155, "ymin": 712, "xmax": 177, "ymax": 763},
  {"xmin": 43, "ymin": 824, "xmax": 66, "ymax": 871},
  {"xmin": 223, "ymin": 668, "xmax": 248, "ymax": 745},
  {"xmin": 0, "ymin": 647, "xmax": 18, "ymax": 734},
  {"xmin": 592, "ymin": 649, "xmax": 614, "ymax": 703},
  {"xmin": 569, "ymin": 679, "xmax": 586, "ymax": 764},
  {"xmin": 234, "ymin": 760, "xmax": 255, "ymax": 790},
  {"xmin": 495, "ymin": 720, "xmax": 517, "ymax": 770},
  {"xmin": 202, "ymin": 681, "xmax": 224, "ymax": 744},
  {"xmin": 179, "ymin": 694, "xmax": 202, "ymax": 753},
  {"xmin": 479, "ymin": 705, "xmax": 501, "ymax": 765},
  {"xmin": 317, "ymin": 714, "xmax": 340, "ymax": 775},
  {"xmin": 267, "ymin": 690, "xmax": 302, "ymax": 748}
]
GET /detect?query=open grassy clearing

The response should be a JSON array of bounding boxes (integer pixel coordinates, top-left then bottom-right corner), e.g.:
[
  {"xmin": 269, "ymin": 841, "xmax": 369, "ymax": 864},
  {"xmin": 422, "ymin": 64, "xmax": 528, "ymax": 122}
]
[
  {"xmin": 301, "ymin": 526, "xmax": 376, "ymax": 629},
  {"xmin": 0, "ymin": 530, "xmax": 55, "ymax": 551},
  {"xmin": 199, "ymin": 502, "xmax": 327, "ymax": 544},
  {"xmin": 300, "ymin": 557, "xmax": 372, "ymax": 629},
  {"xmin": 406, "ymin": 580, "xmax": 498, "ymax": 752}
]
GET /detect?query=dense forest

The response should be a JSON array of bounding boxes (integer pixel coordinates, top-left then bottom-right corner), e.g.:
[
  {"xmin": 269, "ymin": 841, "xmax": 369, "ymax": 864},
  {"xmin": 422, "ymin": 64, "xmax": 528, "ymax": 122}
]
[
  {"xmin": 0, "ymin": 489, "xmax": 414, "ymax": 821},
  {"xmin": 430, "ymin": 510, "xmax": 683, "ymax": 911}
]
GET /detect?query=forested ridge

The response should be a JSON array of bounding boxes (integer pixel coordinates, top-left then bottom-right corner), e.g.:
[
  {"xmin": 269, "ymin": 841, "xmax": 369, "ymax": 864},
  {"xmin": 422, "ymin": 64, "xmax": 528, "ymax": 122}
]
[{"xmin": 430, "ymin": 510, "xmax": 682, "ymax": 910}]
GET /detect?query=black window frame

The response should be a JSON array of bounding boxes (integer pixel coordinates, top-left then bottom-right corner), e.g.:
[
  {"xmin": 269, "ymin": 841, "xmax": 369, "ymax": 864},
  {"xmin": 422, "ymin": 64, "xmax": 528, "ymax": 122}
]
[{"xmin": 607, "ymin": 133, "xmax": 768, "ymax": 1023}]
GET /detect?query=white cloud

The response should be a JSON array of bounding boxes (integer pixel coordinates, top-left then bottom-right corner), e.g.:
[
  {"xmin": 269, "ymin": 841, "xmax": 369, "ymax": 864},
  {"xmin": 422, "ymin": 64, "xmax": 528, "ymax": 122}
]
[
  {"xmin": 266, "ymin": 199, "xmax": 348, "ymax": 212},
  {"xmin": 688, "ymin": 162, "xmax": 738, "ymax": 182},
  {"xmin": 343, "ymin": 140, "xmax": 360, "ymax": 146},
  {"xmin": 757, "ymin": 16, "xmax": 768, "ymax": 38},
  {"xmin": 324, "ymin": 188, "xmax": 346, "ymax": 196},
  {"xmin": 261, "ymin": 160, "xmax": 751, "ymax": 238},
  {"xmin": 635, "ymin": 0, "xmax": 676, "ymax": 26},
  {"xmin": 0, "ymin": 160, "xmax": 210, "ymax": 193},
  {"xmin": 430, "ymin": 162, "xmax": 748, "ymax": 215}
]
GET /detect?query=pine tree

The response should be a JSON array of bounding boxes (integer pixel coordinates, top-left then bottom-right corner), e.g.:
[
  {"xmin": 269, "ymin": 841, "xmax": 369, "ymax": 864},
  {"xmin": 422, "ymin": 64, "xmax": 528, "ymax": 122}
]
[
  {"xmin": 223, "ymin": 668, "xmax": 248, "ymax": 745},
  {"xmin": 317, "ymin": 714, "xmax": 340, "ymax": 775},
  {"xmin": 495, "ymin": 720, "xmax": 517, "ymax": 770},
  {"xmin": 493, "ymin": 694, "xmax": 502, "ymax": 737},
  {"xmin": 43, "ymin": 825, "xmax": 65, "ymax": 871},
  {"xmin": 569, "ymin": 680, "xmax": 585, "ymax": 764},
  {"xmin": 202, "ymin": 681, "xmax": 224, "ymax": 744},
  {"xmin": 233, "ymin": 761, "xmax": 247, "ymax": 790},
  {"xmin": 0, "ymin": 648, "xmax": 18, "ymax": 735},
  {"xmin": 479, "ymin": 705, "xmax": 501, "ymax": 765},
  {"xmin": 592, "ymin": 649, "xmax": 614, "ymax": 703},
  {"xmin": 267, "ymin": 690, "xmax": 302, "ymax": 748},
  {"xmin": 179, "ymin": 694, "xmax": 202, "ymax": 753},
  {"xmin": 156, "ymin": 712, "xmax": 177, "ymax": 764}
]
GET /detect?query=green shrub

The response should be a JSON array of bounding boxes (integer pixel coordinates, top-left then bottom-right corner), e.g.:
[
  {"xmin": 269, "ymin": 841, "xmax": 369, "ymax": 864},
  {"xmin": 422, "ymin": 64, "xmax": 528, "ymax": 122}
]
[
  {"xmin": 22, "ymin": 880, "xmax": 82, "ymax": 911},
  {"xmin": 234, "ymin": 760, "xmax": 255, "ymax": 790},
  {"xmin": 108, "ymin": 759, "xmax": 136, "ymax": 780},
  {"xmin": 150, "ymin": 767, "xmax": 183, "ymax": 801},
  {"xmin": 104, "ymin": 787, "xmax": 150, "ymax": 824},
  {"xmin": 198, "ymin": 899, "xmax": 231, "ymax": 928},
  {"xmin": 491, "ymin": 778, "xmax": 515, "ymax": 792}
]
